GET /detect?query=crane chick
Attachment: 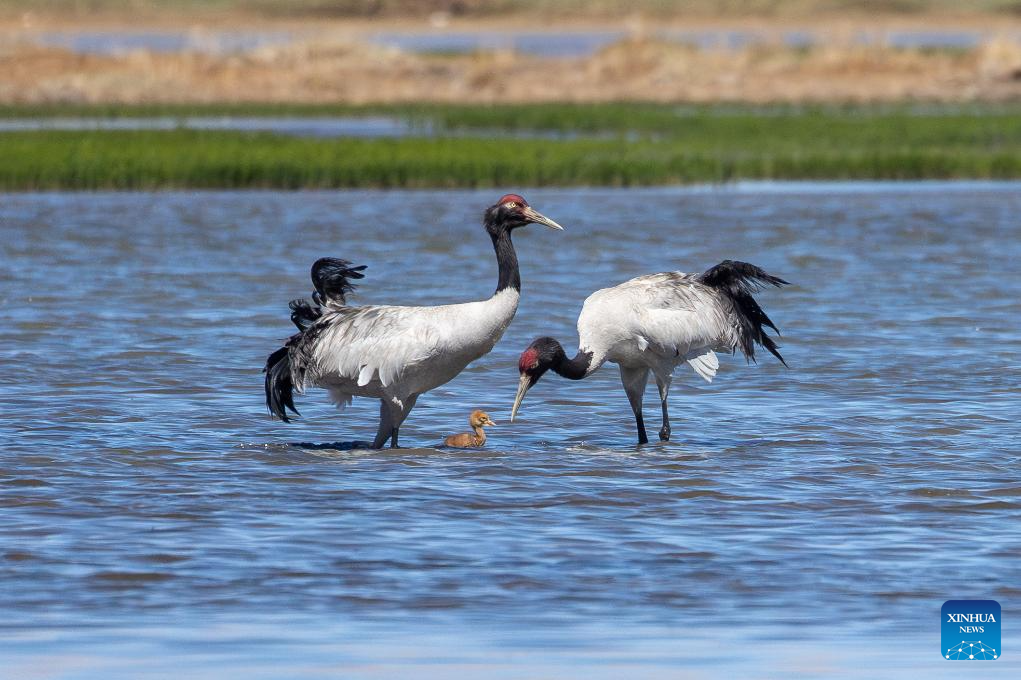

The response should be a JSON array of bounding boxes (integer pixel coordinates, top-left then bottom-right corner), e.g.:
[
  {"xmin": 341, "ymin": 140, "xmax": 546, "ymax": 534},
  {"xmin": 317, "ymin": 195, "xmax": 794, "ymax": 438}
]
[{"xmin": 443, "ymin": 410, "xmax": 496, "ymax": 448}]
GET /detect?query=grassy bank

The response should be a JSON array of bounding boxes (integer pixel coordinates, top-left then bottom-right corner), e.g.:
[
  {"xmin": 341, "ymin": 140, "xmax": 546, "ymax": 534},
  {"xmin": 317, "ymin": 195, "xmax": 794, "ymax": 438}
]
[{"xmin": 2, "ymin": 105, "xmax": 1021, "ymax": 189}]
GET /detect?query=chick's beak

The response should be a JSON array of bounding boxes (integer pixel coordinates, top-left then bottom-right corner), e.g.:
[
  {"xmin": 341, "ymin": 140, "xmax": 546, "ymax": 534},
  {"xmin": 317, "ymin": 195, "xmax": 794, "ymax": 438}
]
[
  {"xmin": 510, "ymin": 374, "xmax": 532, "ymax": 422},
  {"xmin": 522, "ymin": 206, "xmax": 563, "ymax": 231}
]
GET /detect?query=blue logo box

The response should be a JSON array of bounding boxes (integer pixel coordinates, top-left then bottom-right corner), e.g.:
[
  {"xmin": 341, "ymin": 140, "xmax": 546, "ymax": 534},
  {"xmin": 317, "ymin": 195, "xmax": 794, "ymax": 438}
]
[{"xmin": 942, "ymin": 600, "xmax": 1000, "ymax": 660}]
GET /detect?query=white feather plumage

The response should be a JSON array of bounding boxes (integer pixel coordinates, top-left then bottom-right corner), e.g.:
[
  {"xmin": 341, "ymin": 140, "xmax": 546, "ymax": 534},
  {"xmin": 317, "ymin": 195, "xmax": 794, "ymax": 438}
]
[
  {"xmin": 307, "ymin": 288, "xmax": 519, "ymax": 400},
  {"xmin": 576, "ymin": 271, "xmax": 736, "ymax": 382}
]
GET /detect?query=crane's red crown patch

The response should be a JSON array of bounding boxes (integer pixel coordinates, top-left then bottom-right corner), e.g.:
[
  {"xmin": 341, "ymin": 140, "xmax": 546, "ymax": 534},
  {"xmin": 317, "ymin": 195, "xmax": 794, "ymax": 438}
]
[
  {"xmin": 497, "ymin": 194, "xmax": 527, "ymax": 207},
  {"xmin": 518, "ymin": 348, "xmax": 539, "ymax": 372}
]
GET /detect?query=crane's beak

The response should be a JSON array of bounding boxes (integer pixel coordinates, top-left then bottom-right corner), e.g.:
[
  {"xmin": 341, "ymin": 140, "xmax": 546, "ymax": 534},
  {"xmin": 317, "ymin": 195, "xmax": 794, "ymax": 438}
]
[
  {"xmin": 510, "ymin": 374, "xmax": 532, "ymax": 422},
  {"xmin": 522, "ymin": 206, "xmax": 563, "ymax": 231}
]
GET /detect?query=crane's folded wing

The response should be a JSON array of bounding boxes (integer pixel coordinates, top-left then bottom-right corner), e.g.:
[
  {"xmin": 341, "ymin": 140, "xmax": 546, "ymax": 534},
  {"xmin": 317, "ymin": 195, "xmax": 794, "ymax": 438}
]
[
  {"xmin": 582, "ymin": 272, "xmax": 733, "ymax": 360},
  {"xmin": 307, "ymin": 305, "xmax": 444, "ymax": 389}
]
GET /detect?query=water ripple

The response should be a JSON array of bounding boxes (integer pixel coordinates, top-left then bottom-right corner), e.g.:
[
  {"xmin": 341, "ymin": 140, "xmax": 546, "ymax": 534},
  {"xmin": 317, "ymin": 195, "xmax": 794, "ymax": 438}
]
[{"xmin": 2, "ymin": 184, "xmax": 1020, "ymax": 676}]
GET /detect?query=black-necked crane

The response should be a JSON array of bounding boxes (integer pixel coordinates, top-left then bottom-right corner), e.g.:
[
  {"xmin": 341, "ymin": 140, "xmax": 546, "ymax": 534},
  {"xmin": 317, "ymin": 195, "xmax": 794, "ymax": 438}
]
[
  {"xmin": 264, "ymin": 194, "xmax": 563, "ymax": 449},
  {"xmin": 510, "ymin": 260, "xmax": 789, "ymax": 444}
]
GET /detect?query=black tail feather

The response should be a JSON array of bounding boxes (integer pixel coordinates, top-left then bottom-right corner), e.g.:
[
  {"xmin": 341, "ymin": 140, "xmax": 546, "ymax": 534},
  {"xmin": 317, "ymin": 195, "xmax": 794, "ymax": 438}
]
[
  {"xmin": 288, "ymin": 299, "xmax": 321, "ymax": 331},
  {"xmin": 311, "ymin": 258, "xmax": 366, "ymax": 307},
  {"xmin": 264, "ymin": 345, "xmax": 299, "ymax": 422},
  {"xmin": 698, "ymin": 260, "xmax": 790, "ymax": 367},
  {"xmin": 265, "ymin": 256, "xmax": 365, "ymax": 422}
]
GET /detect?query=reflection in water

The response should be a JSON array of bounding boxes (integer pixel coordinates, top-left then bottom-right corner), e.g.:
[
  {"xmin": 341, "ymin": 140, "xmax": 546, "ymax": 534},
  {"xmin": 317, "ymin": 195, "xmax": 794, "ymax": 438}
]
[{"xmin": 1, "ymin": 184, "xmax": 1020, "ymax": 677}]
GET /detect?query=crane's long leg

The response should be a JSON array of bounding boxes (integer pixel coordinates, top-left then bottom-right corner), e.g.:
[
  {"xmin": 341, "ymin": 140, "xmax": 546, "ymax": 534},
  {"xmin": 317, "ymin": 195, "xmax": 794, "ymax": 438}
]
[
  {"xmin": 371, "ymin": 400, "xmax": 393, "ymax": 449},
  {"xmin": 655, "ymin": 375, "xmax": 672, "ymax": 441},
  {"xmin": 388, "ymin": 394, "xmax": 418, "ymax": 449},
  {"xmin": 619, "ymin": 365, "xmax": 650, "ymax": 445}
]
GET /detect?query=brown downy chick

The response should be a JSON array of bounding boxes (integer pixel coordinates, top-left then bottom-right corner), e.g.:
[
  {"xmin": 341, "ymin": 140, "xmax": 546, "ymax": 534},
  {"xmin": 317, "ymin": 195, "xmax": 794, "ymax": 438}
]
[{"xmin": 443, "ymin": 410, "xmax": 496, "ymax": 448}]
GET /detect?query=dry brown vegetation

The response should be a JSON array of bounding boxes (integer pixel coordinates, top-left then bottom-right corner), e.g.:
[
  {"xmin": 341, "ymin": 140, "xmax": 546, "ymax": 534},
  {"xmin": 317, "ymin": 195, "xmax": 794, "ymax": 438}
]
[{"xmin": 3, "ymin": 32, "xmax": 1021, "ymax": 104}]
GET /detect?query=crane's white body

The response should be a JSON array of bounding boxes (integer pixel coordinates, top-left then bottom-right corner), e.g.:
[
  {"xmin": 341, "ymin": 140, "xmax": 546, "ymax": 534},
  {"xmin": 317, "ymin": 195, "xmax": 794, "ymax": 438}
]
[
  {"xmin": 290, "ymin": 287, "xmax": 519, "ymax": 447},
  {"xmin": 305, "ymin": 288, "xmax": 520, "ymax": 409},
  {"xmin": 577, "ymin": 271, "xmax": 740, "ymax": 384}
]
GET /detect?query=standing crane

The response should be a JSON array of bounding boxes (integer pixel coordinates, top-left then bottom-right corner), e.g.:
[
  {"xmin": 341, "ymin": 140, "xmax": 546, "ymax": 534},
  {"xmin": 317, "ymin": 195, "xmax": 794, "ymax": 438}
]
[
  {"xmin": 510, "ymin": 261, "xmax": 789, "ymax": 444},
  {"xmin": 265, "ymin": 194, "xmax": 563, "ymax": 449}
]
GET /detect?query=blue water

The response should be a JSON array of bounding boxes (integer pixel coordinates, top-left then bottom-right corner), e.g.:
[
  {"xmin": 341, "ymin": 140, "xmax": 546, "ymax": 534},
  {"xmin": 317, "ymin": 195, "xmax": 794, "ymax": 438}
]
[
  {"xmin": 0, "ymin": 116, "xmax": 415, "ymax": 138},
  {"xmin": 33, "ymin": 29, "xmax": 293, "ymax": 55},
  {"xmin": 0, "ymin": 117, "xmax": 596, "ymax": 140},
  {"xmin": 2, "ymin": 184, "xmax": 1020, "ymax": 678},
  {"xmin": 30, "ymin": 27, "xmax": 1021, "ymax": 57}
]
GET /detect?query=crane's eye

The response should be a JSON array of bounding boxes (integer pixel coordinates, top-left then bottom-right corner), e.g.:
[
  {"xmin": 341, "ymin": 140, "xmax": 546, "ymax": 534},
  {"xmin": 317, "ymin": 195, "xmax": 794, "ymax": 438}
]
[{"xmin": 504, "ymin": 202, "xmax": 518, "ymax": 209}]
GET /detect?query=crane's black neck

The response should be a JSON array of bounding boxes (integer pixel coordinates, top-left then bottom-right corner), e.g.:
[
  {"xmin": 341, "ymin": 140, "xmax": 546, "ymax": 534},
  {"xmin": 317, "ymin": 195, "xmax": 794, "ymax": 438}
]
[
  {"xmin": 553, "ymin": 346, "xmax": 595, "ymax": 381},
  {"xmin": 490, "ymin": 229, "xmax": 520, "ymax": 294}
]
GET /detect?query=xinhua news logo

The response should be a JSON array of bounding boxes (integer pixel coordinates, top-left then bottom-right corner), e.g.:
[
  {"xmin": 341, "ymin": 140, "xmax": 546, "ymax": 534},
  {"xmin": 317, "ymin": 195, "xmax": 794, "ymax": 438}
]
[{"xmin": 942, "ymin": 600, "xmax": 1000, "ymax": 660}]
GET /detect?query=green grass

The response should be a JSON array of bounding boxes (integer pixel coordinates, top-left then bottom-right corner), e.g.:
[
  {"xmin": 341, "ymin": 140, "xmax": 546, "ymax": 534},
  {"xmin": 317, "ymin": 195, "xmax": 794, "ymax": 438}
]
[{"xmin": 2, "ymin": 104, "xmax": 1021, "ymax": 190}]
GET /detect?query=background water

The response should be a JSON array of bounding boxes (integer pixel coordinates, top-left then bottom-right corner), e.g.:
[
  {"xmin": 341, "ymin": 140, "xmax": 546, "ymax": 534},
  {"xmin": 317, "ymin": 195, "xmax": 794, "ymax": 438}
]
[
  {"xmin": 0, "ymin": 117, "xmax": 593, "ymax": 140},
  {"xmin": 1, "ymin": 184, "xmax": 1019, "ymax": 678},
  {"xmin": 0, "ymin": 117, "xmax": 415, "ymax": 137},
  {"xmin": 27, "ymin": 27, "xmax": 1021, "ymax": 57}
]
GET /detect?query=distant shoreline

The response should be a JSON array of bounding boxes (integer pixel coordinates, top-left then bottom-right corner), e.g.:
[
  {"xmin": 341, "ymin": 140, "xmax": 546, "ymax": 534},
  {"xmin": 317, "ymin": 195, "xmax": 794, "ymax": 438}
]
[
  {"xmin": 4, "ymin": 37, "xmax": 1021, "ymax": 105},
  {"xmin": 2, "ymin": 103, "xmax": 1019, "ymax": 190}
]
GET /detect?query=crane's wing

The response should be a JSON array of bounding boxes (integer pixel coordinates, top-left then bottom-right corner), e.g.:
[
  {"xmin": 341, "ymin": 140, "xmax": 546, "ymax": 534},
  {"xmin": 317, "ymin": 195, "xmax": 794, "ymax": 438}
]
[
  {"xmin": 297, "ymin": 303, "xmax": 446, "ymax": 391},
  {"xmin": 614, "ymin": 262, "xmax": 790, "ymax": 374},
  {"xmin": 631, "ymin": 273, "xmax": 734, "ymax": 377},
  {"xmin": 581, "ymin": 272, "xmax": 733, "ymax": 381}
]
